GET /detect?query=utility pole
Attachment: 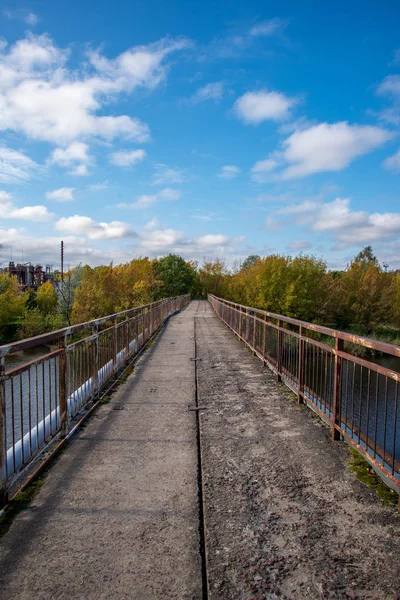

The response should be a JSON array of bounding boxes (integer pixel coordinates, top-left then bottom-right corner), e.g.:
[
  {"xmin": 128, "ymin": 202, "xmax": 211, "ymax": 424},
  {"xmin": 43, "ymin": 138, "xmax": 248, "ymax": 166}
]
[{"xmin": 61, "ymin": 240, "xmax": 64, "ymax": 282}]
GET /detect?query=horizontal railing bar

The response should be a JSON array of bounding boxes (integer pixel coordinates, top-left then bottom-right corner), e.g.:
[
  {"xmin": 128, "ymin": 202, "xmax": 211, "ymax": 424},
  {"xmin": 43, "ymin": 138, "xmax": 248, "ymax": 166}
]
[
  {"xmin": 209, "ymin": 294, "xmax": 400, "ymax": 358},
  {"xmin": 0, "ymin": 297, "xmax": 176, "ymax": 357},
  {"xmin": 5, "ymin": 349, "xmax": 63, "ymax": 378}
]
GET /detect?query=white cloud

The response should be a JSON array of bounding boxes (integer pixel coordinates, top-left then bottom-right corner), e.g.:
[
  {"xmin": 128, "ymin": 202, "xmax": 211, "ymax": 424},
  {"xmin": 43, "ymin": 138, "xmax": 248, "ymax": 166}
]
[
  {"xmin": 87, "ymin": 181, "xmax": 109, "ymax": 191},
  {"xmin": 278, "ymin": 122, "xmax": 393, "ymax": 179},
  {"xmin": 144, "ymin": 218, "xmax": 159, "ymax": 230},
  {"xmin": 234, "ymin": 89, "xmax": 296, "ymax": 124},
  {"xmin": 249, "ymin": 19, "xmax": 287, "ymax": 37},
  {"xmin": 188, "ymin": 82, "xmax": 224, "ymax": 104},
  {"xmin": 8, "ymin": 206, "xmax": 54, "ymax": 221},
  {"xmin": 119, "ymin": 187, "xmax": 181, "ymax": 209},
  {"xmin": 70, "ymin": 164, "xmax": 90, "ymax": 176},
  {"xmin": 152, "ymin": 163, "xmax": 186, "ymax": 185},
  {"xmin": 0, "ymin": 189, "xmax": 54, "ymax": 221},
  {"xmin": 197, "ymin": 234, "xmax": 229, "ymax": 245},
  {"xmin": 269, "ymin": 197, "xmax": 400, "ymax": 248},
  {"xmin": 382, "ymin": 148, "xmax": 400, "ymax": 172},
  {"xmin": 375, "ymin": 75, "xmax": 400, "ymax": 125},
  {"xmin": 109, "ymin": 149, "xmax": 146, "ymax": 167},
  {"xmin": 46, "ymin": 187, "xmax": 75, "ymax": 202},
  {"xmin": 251, "ymin": 158, "xmax": 279, "ymax": 182},
  {"xmin": 55, "ymin": 215, "xmax": 135, "ymax": 240},
  {"xmin": 50, "ymin": 142, "xmax": 90, "ymax": 164},
  {"xmin": 0, "ymin": 34, "xmax": 188, "ymax": 146},
  {"xmin": 3, "ymin": 9, "xmax": 40, "ymax": 26},
  {"xmin": 218, "ymin": 165, "xmax": 241, "ymax": 179},
  {"xmin": 0, "ymin": 147, "xmax": 39, "ymax": 184},
  {"xmin": 49, "ymin": 142, "xmax": 93, "ymax": 176},
  {"xmin": 288, "ymin": 240, "xmax": 312, "ymax": 251},
  {"xmin": 198, "ymin": 19, "xmax": 287, "ymax": 61},
  {"xmin": 25, "ymin": 12, "xmax": 39, "ymax": 26},
  {"xmin": 136, "ymin": 228, "xmax": 242, "ymax": 258}
]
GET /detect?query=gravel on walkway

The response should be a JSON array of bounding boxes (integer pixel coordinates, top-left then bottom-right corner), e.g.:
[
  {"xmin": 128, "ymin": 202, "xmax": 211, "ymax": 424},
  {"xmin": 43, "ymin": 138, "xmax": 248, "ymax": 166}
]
[{"xmin": 195, "ymin": 301, "xmax": 400, "ymax": 600}]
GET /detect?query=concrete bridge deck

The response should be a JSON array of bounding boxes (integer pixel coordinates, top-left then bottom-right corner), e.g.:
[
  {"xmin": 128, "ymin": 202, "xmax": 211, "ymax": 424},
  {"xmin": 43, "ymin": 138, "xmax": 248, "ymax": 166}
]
[{"xmin": 0, "ymin": 301, "xmax": 400, "ymax": 599}]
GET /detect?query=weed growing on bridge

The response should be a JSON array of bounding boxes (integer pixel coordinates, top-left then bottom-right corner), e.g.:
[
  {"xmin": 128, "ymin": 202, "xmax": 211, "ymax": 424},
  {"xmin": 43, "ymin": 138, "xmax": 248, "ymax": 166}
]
[
  {"xmin": 0, "ymin": 478, "xmax": 44, "ymax": 537},
  {"xmin": 348, "ymin": 449, "xmax": 398, "ymax": 507}
]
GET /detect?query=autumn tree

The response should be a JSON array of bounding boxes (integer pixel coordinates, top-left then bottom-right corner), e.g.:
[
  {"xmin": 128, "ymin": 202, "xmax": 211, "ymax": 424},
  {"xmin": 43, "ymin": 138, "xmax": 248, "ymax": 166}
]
[
  {"xmin": 154, "ymin": 254, "xmax": 194, "ymax": 299},
  {"xmin": 199, "ymin": 259, "xmax": 229, "ymax": 298},
  {"xmin": 0, "ymin": 274, "xmax": 27, "ymax": 342},
  {"xmin": 335, "ymin": 247, "xmax": 388, "ymax": 333},
  {"xmin": 58, "ymin": 264, "xmax": 86, "ymax": 325},
  {"xmin": 37, "ymin": 280, "xmax": 58, "ymax": 314}
]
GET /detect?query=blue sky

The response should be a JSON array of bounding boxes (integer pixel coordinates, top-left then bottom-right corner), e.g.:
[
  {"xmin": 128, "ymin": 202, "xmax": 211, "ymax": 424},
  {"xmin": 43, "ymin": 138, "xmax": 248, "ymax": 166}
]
[{"xmin": 1, "ymin": 1, "xmax": 400, "ymax": 270}]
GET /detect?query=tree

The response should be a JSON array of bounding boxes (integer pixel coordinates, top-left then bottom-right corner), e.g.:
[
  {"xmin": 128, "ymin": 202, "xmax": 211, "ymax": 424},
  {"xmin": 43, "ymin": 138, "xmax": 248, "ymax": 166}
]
[
  {"xmin": 0, "ymin": 274, "xmax": 27, "ymax": 342},
  {"xmin": 338, "ymin": 247, "xmax": 388, "ymax": 333},
  {"xmin": 241, "ymin": 255, "xmax": 260, "ymax": 270},
  {"xmin": 58, "ymin": 264, "xmax": 86, "ymax": 325},
  {"xmin": 18, "ymin": 309, "xmax": 65, "ymax": 340},
  {"xmin": 37, "ymin": 280, "xmax": 58, "ymax": 314},
  {"xmin": 199, "ymin": 259, "xmax": 229, "ymax": 298},
  {"xmin": 154, "ymin": 254, "xmax": 194, "ymax": 299}
]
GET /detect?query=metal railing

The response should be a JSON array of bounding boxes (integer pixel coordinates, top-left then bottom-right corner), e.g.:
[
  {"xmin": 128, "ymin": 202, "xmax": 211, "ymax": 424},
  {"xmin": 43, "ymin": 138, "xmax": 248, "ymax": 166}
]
[
  {"xmin": 209, "ymin": 294, "xmax": 400, "ymax": 494},
  {"xmin": 0, "ymin": 295, "xmax": 190, "ymax": 501}
]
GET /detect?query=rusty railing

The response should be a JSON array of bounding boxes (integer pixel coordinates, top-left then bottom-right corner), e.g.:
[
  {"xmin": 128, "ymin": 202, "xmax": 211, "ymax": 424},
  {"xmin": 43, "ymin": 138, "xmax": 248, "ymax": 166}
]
[
  {"xmin": 209, "ymin": 294, "xmax": 400, "ymax": 494},
  {"xmin": 0, "ymin": 295, "xmax": 190, "ymax": 502}
]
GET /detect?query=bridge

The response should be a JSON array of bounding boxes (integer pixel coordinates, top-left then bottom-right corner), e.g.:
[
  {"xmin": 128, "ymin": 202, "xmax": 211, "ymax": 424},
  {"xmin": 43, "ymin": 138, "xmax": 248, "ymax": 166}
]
[{"xmin": 0, "ymin": 298, "xmax": 399, "ymax": 599}]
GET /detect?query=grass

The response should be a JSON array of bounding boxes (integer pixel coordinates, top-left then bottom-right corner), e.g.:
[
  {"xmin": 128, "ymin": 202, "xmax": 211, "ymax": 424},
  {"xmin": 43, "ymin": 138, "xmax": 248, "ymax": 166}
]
[
  {"xmin": 348, "ymin": 448, "xmax": 399, "ymax": 507},
  {"xmin": 0, "ymin": 478, "xmax": 45, "ymax": 536}
]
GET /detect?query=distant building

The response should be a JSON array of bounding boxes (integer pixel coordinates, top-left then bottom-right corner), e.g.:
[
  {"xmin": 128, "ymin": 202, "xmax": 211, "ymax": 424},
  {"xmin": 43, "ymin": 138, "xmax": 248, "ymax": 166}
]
[{"xmin": 3, "ymin": 262, "xmax": 55, "ymax": 290}]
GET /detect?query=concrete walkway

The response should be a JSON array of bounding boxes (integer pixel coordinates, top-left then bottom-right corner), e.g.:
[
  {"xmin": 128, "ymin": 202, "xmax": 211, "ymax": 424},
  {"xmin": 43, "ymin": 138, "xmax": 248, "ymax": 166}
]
[
  {"xmin": 195, "ymin": 302, "xmax": 400, "ymax": 600},
  {"xmin": 0, "ymin": 303, "xmax": 202, "ymax": 600},
  {"xmin": 1, "ymin": 301, "xmax": 400, "ymax": 600}
]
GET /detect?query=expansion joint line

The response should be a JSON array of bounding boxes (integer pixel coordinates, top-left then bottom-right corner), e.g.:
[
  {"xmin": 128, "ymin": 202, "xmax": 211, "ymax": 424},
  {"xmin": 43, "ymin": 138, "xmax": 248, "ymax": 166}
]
[{"xmin": 193, "ymin": 307, "xmax": 209, "ymax": 600}]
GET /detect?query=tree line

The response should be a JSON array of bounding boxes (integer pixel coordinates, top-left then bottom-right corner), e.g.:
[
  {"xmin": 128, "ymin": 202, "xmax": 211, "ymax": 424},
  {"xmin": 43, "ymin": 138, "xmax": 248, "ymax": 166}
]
[{"xmin": 0, "ymin": 247, "xmax": 399, "ymax": 345}]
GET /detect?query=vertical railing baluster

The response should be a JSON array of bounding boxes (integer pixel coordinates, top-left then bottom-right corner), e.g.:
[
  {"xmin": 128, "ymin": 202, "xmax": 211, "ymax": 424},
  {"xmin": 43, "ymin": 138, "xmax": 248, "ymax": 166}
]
[
  {"xmin": 113, "ymin": 323, "xmax": 118, "ymax": 374},
  {"xmin": 93, "ymin": 324, "xmax": 99, "ymax": 397},
  {"xmin": 0, "ymin": 357, "xmax": 7, "ymax": 506},
  {"xmin": 125, "ymin": 319, "xmax": 130, "ymax": 363},
  {"xmin": 332, "ymin": 337, "xmax": 344, "ymax": 441},
  {"xmin": 59, "ymin": 334, "xmax": 68, "ymax": 437},
  {"xmin": 297, "ymin": 326, "xmax": 304, "ymax": 404},
  {"xmin": 277, "ymin": 319, "xmax": 283, "ymax": 383}
]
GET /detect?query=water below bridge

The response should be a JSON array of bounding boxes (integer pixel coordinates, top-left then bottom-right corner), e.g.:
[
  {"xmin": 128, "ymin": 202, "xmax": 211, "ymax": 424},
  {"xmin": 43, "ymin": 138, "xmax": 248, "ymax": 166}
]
[{"xmin": 0, "ymin": 301, "xmax": 399, "ymax": 600}]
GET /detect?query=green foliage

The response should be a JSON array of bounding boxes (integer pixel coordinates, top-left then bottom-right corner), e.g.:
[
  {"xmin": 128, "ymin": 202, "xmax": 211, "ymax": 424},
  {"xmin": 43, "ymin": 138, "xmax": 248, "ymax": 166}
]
[
  {"xmin": 71, "ymin": 258, "xmax": 162, "ymax": 324},
  {"xmin": 0, "ymin": 477, "xmax": 44, "ymax": 537},
  {"xmin": 18, "ymin": 308, "xmax": 65, "ymax": 339},
  {"xmin": 199, "ymin": 259, "xmax": 229, "ymax": 298},
  {"xmin": 241, "ymin": 255, "xmax": 260, "ymax": 270},
  {"xmin": 335, "ymin": 247, "xmax": 389, "ymax": 333},
  {"xmin": 348, "ymin": 448, "xmax": 398, "ymax": 506},
  {"xmin": 36, "ymin": 280, "xmax": 58, "ymax": 314},
  {"xmin": 154, "ymin": 254, "xmax": 194, "ymax": 299},
  {"xmin": 0, "ymin": 274, "xmax": 27, "ymax": 342},
  {"xmin": 58, "ymin": 264, "xmax": 85, "ymax": 325}
]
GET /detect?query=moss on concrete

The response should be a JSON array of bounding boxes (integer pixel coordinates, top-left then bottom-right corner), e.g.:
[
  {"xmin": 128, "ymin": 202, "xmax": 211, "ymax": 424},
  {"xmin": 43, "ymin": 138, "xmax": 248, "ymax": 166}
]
[
  {"xmin": 0, "ymin": 478, "xmax": 44, "ymax": 536},
  {"xmin": 348, "ymin": 448, "xmax": 398, "ymax": 507}
]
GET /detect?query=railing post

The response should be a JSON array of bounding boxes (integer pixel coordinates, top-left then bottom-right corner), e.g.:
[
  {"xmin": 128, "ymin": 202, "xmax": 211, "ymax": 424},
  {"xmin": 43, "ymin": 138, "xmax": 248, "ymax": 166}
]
[
  {"xmin": 58, "ymin": 334, "xmax": 68, "ymax": 437},
  {"xmin": 125, "ymin": 319, "xmax": 130, "ymax": 363},
  {"xmin": 113, "ymin": 323, "xmax": 118, "ymax": 374},
  {"xmin": 252, "ymin": 312, "xmax": 257, "ymax": 355},
  {"xmin": 263, "ymin": 317, "xmax": 268, "ymax": 364},
  {"xmin": 0, "ymin": 357, "xmax": 8, "ymax": 506},
  {"xmin": 93, "ymin": 324, "xmax": 99, "ymax": 397},
  {"xmin": 332, "ymin": 337, "xmax": 344, "ymax": 440},
  {"xmin": 297, "ymin": 326, "xmax": 305, "ymax": 404},
  {"xmin": 277, "ymin": 319, "xmax": 283, "ymax": 382}
]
